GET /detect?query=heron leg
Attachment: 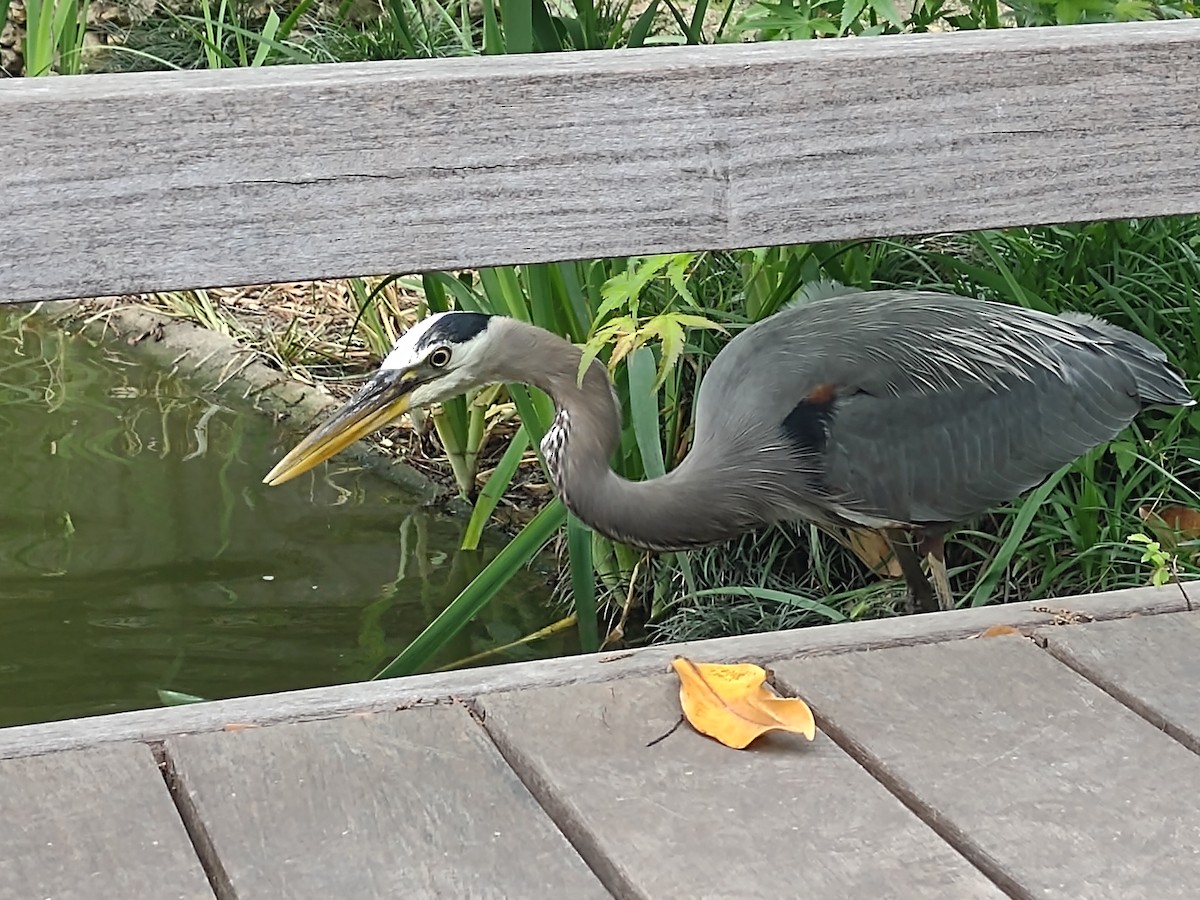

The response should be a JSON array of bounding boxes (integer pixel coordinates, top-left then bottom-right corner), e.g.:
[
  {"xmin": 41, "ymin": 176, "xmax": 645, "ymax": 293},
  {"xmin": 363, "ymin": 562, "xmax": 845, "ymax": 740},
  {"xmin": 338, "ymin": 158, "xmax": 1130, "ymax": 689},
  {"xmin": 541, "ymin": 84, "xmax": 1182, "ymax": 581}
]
[
  {"xmin": 919, "ymin": 530, "xmax": 956, "ymax": 611},
  {"xmin": 886, "ymin": 530, "xmax": 938, "ymax": 615}
]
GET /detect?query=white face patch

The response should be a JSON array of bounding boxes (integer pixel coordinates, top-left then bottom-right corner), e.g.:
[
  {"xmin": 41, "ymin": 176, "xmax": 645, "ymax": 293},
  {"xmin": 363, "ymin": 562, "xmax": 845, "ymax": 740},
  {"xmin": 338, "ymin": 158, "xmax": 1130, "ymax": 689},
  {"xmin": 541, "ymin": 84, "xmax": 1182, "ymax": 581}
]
[
  {"xmin": 379, "ymin": 312, "xmax": 496, "ymax": 410},
  {"xmin": 381, "ymin": 313, "xmax": 449, "ymax": 371}
]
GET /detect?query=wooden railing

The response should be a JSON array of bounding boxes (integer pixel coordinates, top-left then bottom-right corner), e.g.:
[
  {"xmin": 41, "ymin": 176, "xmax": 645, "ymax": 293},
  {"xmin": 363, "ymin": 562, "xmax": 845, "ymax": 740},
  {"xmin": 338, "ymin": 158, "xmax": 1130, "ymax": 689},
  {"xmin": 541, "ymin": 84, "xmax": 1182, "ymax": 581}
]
[{"xmin": 3, "ymin": 20, "xmax": 1200, "ymax": 304}]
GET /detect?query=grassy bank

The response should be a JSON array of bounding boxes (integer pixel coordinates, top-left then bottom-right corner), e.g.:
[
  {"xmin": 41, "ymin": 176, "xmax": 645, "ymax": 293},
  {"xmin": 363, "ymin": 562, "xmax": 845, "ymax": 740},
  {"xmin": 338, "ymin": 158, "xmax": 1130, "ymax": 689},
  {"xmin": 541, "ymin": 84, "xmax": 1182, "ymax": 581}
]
[{"xmin": 9, "ymin": 0, "xmax": 1199, "ymax": 677}]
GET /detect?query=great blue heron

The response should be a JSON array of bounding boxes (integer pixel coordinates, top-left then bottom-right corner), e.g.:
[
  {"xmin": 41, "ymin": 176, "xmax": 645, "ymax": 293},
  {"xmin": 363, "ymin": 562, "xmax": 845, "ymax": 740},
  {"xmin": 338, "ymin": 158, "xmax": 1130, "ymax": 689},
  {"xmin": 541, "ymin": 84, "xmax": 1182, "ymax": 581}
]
[{"xmin": 263, "ymin": 289, "xmax": 1194, "ymax": 613}]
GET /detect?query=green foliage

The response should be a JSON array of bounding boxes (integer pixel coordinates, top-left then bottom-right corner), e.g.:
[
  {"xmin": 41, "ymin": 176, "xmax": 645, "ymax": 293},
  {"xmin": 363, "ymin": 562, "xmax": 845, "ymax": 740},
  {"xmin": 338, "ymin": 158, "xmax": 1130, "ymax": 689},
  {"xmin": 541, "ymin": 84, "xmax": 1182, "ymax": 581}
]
[
  {"xmin": 122, "ymin": 0, "xmax": 313, "ymax": 70},
  {"xmin": 1129, "ymin": 533, "xmax": 1175, "ymax": 587},
  {"xmin": 21, "ymin": 0, "xmax": 90, "ymax": 75},
  {"xmin": 725, "ymin": 0, "xmax": 1186, "ymax": 39},
  {"xmin": 374, "ymin": 497, "xmax": 568, "ymax": 677},
  {"xmin": 64, "ymin": 0, "xmax": 1200, "ymax": 671},
  {"xmin": 90, "ymin": 0, "xmax": 662, "ymax": 73},
  {"xmin": 377, "ymin": 213, "xmax": 1200, "ymax": 665}
]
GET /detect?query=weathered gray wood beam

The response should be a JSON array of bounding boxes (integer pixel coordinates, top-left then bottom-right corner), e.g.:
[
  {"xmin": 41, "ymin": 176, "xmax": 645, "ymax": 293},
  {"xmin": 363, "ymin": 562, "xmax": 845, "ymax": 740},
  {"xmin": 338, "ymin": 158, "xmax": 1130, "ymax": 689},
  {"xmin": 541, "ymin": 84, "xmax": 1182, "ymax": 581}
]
[{"xmin": 3, "ymin": 21, "xmax": 1199, "ymax": 303}]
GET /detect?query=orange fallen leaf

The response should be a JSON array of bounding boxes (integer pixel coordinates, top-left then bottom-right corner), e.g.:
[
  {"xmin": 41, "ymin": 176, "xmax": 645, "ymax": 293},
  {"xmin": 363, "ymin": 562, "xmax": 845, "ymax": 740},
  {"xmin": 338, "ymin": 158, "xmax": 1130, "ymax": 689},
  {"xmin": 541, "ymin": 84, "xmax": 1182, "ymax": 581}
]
[
  {"xmin": 977, "ymin": 624, "xmax": 1022, "ymax": 639},
  {"xmin": 1139, "ymin": 504, "xmax": 1200, "ymax": 542},
  {"xmin": 671, "ymin": 657, "xmax": 816, "ymax": 750}
]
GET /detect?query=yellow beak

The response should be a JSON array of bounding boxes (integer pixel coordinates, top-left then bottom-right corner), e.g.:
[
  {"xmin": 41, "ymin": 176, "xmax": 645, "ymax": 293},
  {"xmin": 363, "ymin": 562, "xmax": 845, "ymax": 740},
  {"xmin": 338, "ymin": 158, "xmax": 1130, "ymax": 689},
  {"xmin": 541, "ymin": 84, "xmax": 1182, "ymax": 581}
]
[{"xmin": 262, "ymin": 373, "xmax": 413, "ymax": 487}]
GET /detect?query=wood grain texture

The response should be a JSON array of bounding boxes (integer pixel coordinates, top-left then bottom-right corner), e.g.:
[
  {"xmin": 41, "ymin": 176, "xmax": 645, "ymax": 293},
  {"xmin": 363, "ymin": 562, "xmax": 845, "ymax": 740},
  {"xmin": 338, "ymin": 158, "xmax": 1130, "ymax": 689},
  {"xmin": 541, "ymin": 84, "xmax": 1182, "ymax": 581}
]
[
  {"xmin": 1040, "ymin": 611, "xmax": 1200, "ymax": 753},
  {"xmin": 479, "ymin": 676, "xmax": 1006, "ymax": 899},
  {"xmin": 4, "ymin": 21, "xmax": 1200, "ymax": 303},
  {"xmin": 0, "ymin": 743, "xmax": 212, "ymax": 900},
  {"xmin": 165, "ymin": 704, "xmax": 607, "ymax": 900},
  {"xmin": 2, "ymin": 584, "xmax": 1193, "ymax": 760},
  {"xmin": 772, "ymin": 637, "xmax": 1200, "ymax": 899}
]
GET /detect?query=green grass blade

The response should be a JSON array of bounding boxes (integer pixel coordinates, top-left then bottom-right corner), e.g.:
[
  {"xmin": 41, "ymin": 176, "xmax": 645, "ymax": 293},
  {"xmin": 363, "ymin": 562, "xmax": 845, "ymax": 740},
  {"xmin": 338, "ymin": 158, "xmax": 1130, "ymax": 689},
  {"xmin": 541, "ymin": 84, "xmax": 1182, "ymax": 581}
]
[
  {"xmin": 94, "ymin": 45, "xmax": 187, "ymax": 69},
  {"xmin": 570, "ymin": 0, "xmax": 597, "ymax": 46},
  {"xmin": 277, "ymin": 0, "xmax": 315, "ymax": 39},
  {"xmin": 424, "ymin": 271, "xmax": 484, "ymax": 313},
  {"xmin": 433, "ymin": 396, "xmax": 472, "ymax": 494},
  {"xmin": 626, "ymin": 0, "xmax": 659, "ymax": 46},
  {"xmin": 556, "ymin": 262, "xmax": 594, "ymax": 340},
  {"xmin": 970, "ymin": 233, "xmax": 1048, "ymax": 311},
  {"xmin": 487, "ymin": 266, "xmax": 531, "ymax": 320},
  {"xmin": 157, "ymin": 689, "xmax": 208, "ymax": 706},
  {"xmin": 373, "ymin": 498, "xmax": 567, "ymax": 679},
  {"xmin": 175, "ymin": 15, "xmax": 313, "ymax": 64},
  {"xmin": 679, "ymin": 587, "xmax": 848, "ymax": 622},
  {"xmin": 685, "ymin": 0, "xmax": 709, "ymax": 42},
  {"xmin": 24, "ymin": 0, "xmax": 51, "ymax": 74},
  {"xmin": 422, "ymin": 273, "xmax": 452, "ymax": 314},
  {"xmin": 499, "ymin": 0, "xmax": 534, "ymax": 52},
  {"xmin": 966, "ymin": 465, "xmax": 1071, "ymax": 608},
  {"xmin": 382, "ymin": 0, "xmax": 420, "ymax": 56},
  {"xmin": 251, "ymin": 9, "xmax": 280, "ymax": 66},
  {"xmin": 626, "ymin": 346, "xmax": 666, "ymax": 478},
  {"xmin": 461, "ymin": 424, "xmax": 531, "ymax": 550},
  {"xmin": 482, "ymin": 0, "xmax": 505, "ymax": 53},
  {"xmin": 567, "ymin": 514, "xmax": 600, "ymax": 651},
  {"xmin": 50, "ymin": 0, "xmax": 74, "ymax": 51},
  {"xmin": 199, "ymin": 0, "xmax": 220, "ymax": 68},
  {"xmin": 508, "ymin": 383, "xmax": 553, "ymax": 447},
  {"xmin": 523, "ymin": 264, "xmax": 570, "ymax": 335},
  {"xmin": 530, "ymin": 0, "xmax": 563, "ymax": 50}
]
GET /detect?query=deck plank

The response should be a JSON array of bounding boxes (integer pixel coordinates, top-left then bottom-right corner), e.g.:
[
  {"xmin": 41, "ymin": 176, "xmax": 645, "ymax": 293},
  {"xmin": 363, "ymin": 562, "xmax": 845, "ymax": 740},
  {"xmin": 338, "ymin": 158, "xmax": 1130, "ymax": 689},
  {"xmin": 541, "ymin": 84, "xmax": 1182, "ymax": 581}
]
[
  {"xmin": 479, "ymin": 676, "xmax": 1006, "ymax": 900},
  {"xmin": 165, "ymin": 705, "xmax": 608, "ymax": 900},
  {"xmin": 772, "ymin": 636, "xmax": 1200, "ymax": 899},
  {"xmin": 0, "ymin": 743, "xmax": 212, "ymax": 900},
  {"xmin": 1039, "ymin": 611, "xmax": 1200, "ymax": 752}
]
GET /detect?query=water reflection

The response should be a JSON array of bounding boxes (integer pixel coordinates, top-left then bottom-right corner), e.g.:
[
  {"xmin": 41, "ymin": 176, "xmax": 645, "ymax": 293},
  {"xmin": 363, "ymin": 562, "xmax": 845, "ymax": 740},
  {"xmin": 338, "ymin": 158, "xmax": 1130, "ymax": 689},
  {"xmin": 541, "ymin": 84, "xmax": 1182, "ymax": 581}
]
[{"xmin": 0, "ymin": 308, "xmax": 570, "ymax": 728}]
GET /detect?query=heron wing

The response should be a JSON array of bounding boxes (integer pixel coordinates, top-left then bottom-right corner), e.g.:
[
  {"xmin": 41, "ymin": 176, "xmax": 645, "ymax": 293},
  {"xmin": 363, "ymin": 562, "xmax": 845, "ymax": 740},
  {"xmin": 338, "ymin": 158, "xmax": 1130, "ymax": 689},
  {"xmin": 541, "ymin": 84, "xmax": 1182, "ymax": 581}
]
[
  {"xmin": 822, "ymin": 359, "xmax": 1140, "ymax": 524},
  {"xmin": 695, "ymin": 290, "xmax": 1186, "ymax": 527}
]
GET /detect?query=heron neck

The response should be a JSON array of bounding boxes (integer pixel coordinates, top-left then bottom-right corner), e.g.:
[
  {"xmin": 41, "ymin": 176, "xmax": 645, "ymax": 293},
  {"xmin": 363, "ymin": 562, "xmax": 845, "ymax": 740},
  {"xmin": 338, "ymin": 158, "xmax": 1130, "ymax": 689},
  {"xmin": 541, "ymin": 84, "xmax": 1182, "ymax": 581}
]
[{"xmin": 493, "ymin": 319, "xmax": 758, "ymax": 551}]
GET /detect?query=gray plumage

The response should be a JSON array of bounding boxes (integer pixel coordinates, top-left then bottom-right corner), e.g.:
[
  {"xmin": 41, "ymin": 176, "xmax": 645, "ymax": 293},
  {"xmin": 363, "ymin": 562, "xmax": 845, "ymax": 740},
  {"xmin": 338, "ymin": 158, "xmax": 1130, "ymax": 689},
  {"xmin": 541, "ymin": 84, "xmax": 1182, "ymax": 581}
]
[
  {"xmin": 264, "ymin": 288, "xmax": 1194, "ymax": 612},
  {"xmin": 486, "ymin": 291, "xmax": 1191, "ymax": 544}
]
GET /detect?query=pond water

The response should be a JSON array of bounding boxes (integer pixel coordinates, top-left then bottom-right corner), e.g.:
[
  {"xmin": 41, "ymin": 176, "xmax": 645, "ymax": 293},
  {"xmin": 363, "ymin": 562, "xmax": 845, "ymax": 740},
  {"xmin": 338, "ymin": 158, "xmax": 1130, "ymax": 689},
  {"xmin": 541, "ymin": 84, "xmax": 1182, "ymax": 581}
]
[{"xmin": 0, "ymin": 308, "xmax": 571, "ymax": 729}]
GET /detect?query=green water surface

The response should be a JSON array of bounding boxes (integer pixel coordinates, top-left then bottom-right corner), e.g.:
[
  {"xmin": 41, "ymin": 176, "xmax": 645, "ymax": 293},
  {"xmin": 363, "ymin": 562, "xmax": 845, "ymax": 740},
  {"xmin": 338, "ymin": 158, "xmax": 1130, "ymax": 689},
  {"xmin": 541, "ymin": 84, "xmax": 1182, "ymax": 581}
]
[{"xmin": 0, "ymin": 309, "xmax": 570, "ymax": 729}]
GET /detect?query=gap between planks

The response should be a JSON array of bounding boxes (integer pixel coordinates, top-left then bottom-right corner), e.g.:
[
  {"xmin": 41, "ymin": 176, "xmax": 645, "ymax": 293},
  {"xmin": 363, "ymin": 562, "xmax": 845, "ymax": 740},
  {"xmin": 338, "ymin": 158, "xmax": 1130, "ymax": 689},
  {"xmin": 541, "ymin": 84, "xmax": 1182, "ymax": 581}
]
[
  {"xmin": 793, "ymin": 698, "xmax": 1032, "ymax": 900},
  {"xmin": 103, "ymin": 625, "xmax": 1200, "ymax": 900},
  {"xmin": 1035, "ymin": 626, "xmax": 1200, "ymax": 758},
  {"xmin": 465, "ymin": 698, "xmax": 632, "ymax": 900},
  {"xmin": 769, "ymin": 615, "xmax": 1200, "ymax": 900},
  {"xmin": 150, "ymin": 741, "xmax": 239, "ymax": 900},
  {"xmin": 762, "ymin": 654, "xmax": 1037, "ymax": 900},
  {"xmin": 137, "ymin": 624, "xmax": 1200, "ymax": 900}
]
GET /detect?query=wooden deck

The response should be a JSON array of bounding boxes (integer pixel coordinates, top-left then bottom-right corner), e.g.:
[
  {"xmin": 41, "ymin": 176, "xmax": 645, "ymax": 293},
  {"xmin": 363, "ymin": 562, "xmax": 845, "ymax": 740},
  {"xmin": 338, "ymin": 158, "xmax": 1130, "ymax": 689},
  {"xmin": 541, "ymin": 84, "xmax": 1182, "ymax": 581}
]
[{"xmin": 2, "ymin": 585, "xmax": 1198, "ymax": 900}]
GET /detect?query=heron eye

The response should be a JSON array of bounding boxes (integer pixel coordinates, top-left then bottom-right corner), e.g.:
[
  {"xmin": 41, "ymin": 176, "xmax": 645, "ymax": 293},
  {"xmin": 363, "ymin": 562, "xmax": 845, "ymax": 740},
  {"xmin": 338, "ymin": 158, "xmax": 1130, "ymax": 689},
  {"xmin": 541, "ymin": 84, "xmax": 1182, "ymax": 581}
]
[{"xmin": 428, "ymin": 347, "xmax": 452, "ymax": 368}]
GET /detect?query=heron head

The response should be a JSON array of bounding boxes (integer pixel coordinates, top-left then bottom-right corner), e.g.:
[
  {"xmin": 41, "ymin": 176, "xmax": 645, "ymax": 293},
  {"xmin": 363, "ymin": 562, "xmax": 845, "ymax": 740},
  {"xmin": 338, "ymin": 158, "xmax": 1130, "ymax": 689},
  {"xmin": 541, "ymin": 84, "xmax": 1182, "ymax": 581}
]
[{"xmin": 262, "ymin": 311, "xmax": 496, "ymax": 486}]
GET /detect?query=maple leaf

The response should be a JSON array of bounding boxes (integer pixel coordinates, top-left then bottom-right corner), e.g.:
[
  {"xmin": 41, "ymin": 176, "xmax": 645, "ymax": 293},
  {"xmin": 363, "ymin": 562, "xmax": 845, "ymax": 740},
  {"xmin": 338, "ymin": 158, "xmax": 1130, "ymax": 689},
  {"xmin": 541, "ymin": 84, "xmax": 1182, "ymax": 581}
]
[
  {"xmin": 1139, "ymin": 504, "xmax": 1200, "ymax": 540},
  {"xmin": 670, "ymin": 657, "xmax": 816, "ymax": 750},
  {"xmin": 1135, "ymin": 505, "xmax": 1200, "ymax": 569}
]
